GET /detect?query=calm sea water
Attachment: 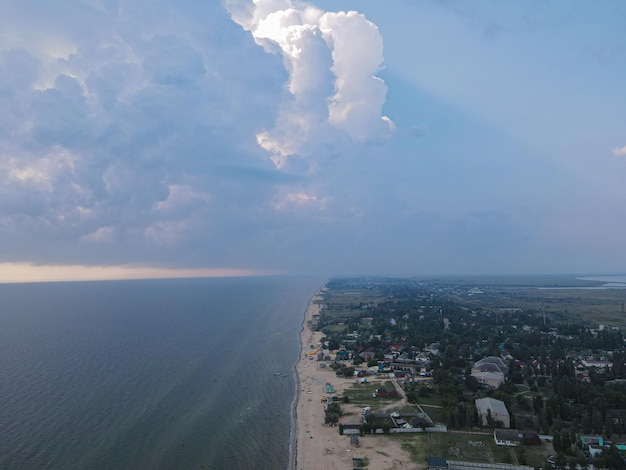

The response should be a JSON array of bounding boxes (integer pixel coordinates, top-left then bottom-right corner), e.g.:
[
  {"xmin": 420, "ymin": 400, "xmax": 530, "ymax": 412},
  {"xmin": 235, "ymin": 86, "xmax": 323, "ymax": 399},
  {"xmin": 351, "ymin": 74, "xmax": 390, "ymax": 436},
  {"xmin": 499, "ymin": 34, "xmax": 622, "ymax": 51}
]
[{"xmin": 0, "ymin": 276, "xmax": 321, "ymax": 470}]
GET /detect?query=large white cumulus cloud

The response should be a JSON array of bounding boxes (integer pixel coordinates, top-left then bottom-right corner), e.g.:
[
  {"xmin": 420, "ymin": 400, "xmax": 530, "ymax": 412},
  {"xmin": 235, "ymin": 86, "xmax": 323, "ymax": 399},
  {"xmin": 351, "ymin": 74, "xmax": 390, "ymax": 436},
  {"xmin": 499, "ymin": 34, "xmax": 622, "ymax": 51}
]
[
  {"xmin": 228, "ymin": 0, "xmax": 394, "ymax": 168},
  {"xmin": 0, "ymin": 0, "xmax": 412, "ymax": 275}
]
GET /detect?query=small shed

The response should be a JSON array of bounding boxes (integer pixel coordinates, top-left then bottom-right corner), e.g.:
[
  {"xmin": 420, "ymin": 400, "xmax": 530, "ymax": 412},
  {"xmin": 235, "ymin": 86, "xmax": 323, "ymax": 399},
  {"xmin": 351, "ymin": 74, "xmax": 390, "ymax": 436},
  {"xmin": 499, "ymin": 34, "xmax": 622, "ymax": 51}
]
[{"xmin": 494, "ymin": 429, "xmax": 521, "ymax": 446}]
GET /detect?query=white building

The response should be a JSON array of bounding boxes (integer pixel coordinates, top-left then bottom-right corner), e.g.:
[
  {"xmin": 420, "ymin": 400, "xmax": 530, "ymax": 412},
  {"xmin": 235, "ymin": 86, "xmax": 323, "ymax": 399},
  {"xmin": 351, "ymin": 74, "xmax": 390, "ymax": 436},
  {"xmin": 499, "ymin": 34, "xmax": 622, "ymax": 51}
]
[
  {"xmin": 472, "ymin": 356, "xmax": 509, "ymax": 375},
  {"xmin": 472, "ymin": 371, "xmax": 505, "ymax": 389},
  {"xmin": 475, "ymin": 397, "xmax": 510, "ymax": 428}
]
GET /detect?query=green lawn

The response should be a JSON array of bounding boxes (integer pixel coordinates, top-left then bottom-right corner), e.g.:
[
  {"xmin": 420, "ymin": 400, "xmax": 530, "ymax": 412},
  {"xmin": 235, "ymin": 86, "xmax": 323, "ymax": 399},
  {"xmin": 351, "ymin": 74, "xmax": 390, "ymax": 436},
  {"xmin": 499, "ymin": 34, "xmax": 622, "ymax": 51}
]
[
  {"xmin": 395, "ymin": 431, "xmax": 553, "ymax": 467},
  {"xmin": 415, "ymin": 393, "xmax": 443, "ymax": 407},
  {"xmin": 345, "ymin": 381, "xmax": 382, "ymax": 407},
  {"xmin": 323, "ymin": 324, "xmax": 348, "ymax": 334},
  {"xmin": 345, "ymin": 380, "xmax": 403, "ymax": 408}
]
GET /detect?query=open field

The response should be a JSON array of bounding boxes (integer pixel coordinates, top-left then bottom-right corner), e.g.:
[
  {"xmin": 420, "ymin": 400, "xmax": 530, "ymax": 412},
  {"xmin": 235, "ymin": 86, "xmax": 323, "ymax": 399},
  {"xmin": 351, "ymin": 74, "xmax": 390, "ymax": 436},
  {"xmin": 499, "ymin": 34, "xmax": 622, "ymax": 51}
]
[
  {"xmin": 396, "ymin": 431, "xmax": 554, "ymax": 469},
  {"xmin": 459, "ymin": 285, "xmax": 626, "ymax": 327},
  {"xmin": 345, "ymin": 380, "xmax": 404, "ymax": 409},
  {"xmin": 323, "ymin": 324, "xmax": 348, "ymax": 334},
  {"xmin": 321, "ymin": 275, "xmax": 626, "ymax": 327}
]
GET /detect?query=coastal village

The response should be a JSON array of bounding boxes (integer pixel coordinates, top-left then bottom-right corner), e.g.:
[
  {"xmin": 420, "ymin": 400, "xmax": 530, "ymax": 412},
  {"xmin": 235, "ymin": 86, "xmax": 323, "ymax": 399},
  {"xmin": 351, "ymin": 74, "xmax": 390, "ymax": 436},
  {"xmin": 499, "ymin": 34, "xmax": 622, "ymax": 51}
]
[{"xmin": 295, "ymin": 277, "xmax": 626, "ymax": 470}]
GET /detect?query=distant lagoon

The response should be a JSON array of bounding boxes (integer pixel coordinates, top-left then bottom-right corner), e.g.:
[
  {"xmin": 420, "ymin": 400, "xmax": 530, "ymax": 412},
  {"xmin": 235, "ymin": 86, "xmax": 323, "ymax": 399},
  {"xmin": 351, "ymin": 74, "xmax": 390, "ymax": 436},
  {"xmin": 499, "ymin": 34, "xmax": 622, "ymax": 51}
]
[{"xmin": 537, "ymin": 275, "xmax": 626, "ymax": 290}]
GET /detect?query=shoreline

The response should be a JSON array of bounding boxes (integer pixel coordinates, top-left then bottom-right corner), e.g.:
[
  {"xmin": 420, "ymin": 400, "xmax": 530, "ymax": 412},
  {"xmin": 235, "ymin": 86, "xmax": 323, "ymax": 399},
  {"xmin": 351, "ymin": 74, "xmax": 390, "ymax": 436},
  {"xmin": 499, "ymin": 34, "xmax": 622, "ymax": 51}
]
[
  {"xmin": 292, "ymin": 283, "xmax": 417, "ymax": 470},
  {"xmin": 289, "ymin": 288, "xmax": 317, "ymax": 470},
  {"xmin": 292, "ymin": 285, "xmax": 324, "ymax": 470}
]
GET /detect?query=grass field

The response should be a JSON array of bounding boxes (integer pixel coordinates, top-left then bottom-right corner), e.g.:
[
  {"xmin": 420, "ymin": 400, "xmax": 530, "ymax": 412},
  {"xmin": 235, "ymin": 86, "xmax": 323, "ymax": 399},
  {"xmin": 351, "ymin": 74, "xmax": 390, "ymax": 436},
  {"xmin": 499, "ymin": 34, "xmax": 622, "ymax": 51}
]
[
  {"xmin": 344, "ymin": 379, "xmax": 403, "ymax": 409},
  {"xmin": 391, "ymin": 431, "xmax": 554, "ymax": 468},
  {"xmin": 345, "ymin": 381, "xmax": 381, "ymax": 408},
  {"xmin": 446, "ymin": 278, "xmax": 626, "ymax": 328},
  {"xmin": 323, "ymin": 324, "xmax": 348, "ymax": 334}
]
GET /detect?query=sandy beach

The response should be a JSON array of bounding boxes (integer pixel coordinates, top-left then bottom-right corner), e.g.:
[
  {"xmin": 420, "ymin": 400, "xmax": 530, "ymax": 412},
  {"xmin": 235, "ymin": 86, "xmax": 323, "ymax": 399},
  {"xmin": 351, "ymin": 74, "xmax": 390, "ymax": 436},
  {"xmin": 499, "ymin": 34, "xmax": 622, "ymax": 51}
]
[{"xmin": 293, "ymin": 287, "xmax": 416, "ymax": 470}]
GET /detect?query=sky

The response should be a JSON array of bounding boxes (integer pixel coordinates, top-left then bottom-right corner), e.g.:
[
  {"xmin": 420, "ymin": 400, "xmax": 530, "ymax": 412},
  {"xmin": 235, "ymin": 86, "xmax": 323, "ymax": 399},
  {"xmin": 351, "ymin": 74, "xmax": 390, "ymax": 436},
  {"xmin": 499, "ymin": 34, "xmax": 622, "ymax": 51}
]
[{"xmin": 0, "ymin": 0, "xmax": 625, "ymax": 281}]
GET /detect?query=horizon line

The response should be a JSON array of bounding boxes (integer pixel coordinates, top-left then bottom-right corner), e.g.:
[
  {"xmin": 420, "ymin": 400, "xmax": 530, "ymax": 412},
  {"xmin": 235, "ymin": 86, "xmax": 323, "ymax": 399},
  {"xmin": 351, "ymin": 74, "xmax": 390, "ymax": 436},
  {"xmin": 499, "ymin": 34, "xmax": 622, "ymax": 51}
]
[{"xmin": 0, "ymin": 263, "xmax": 276, "ymax": 284}]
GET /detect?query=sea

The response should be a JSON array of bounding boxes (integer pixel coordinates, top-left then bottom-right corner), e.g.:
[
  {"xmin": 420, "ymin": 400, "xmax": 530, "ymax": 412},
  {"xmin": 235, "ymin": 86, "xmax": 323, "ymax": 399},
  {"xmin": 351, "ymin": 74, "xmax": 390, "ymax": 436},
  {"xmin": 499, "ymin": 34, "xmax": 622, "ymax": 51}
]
[{"xmin": 0, "ymin": 276, "xmax": 322, "ymax": 470}]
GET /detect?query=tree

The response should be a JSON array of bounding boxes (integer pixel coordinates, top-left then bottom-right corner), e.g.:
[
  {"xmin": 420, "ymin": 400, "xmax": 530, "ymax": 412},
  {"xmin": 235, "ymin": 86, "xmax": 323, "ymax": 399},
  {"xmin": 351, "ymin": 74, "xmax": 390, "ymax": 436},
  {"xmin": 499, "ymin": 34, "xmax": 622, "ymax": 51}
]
[
  {"xmin": 592, "ymin": 408, "xmax": 604, "ymax": 435},
  {"xmin": 575, "ymin": 455, "xmax": 589, "ymax": 470},
  {"xmin": 487, "ymin": 409, "xmax": 494, "ymax": 428},
  {"xmin": 382, "ymin": 421, "xmax": 391, "ymax": 434},
  {"xmin": 552, "ymin": 430, "xmax": 562, "ymax": 453},
  {"xmin": 582, "ymin": 412, "xmax": 592, "ymax": 434},
  {"xmin": 324, "ymin": 402, "xmax": 343, "ymax": 425},
  {"xmin": 595, "ymin": 444, "xmax": 626, "ymax": 470},
  {"xmin": 465, "ymin": 375, "xmax": 479, "ymax": 392},
  {"xmin": 606, "ymin": 414, "xmax": 616, "ymax": 439},
  {"xmin": 466, "ymin": 406, "xmax": 477, "ymax": 429},
  {"xmin": 555, "ymin": 452, "xmax": 567, "ymax": 470},
  {"xmin": 546, "ymin": 404, "xmax": 554, "ymax": 426},
  {"xmin": 516, "ymin": 394, "xmax": 530, "ymax": 411}
]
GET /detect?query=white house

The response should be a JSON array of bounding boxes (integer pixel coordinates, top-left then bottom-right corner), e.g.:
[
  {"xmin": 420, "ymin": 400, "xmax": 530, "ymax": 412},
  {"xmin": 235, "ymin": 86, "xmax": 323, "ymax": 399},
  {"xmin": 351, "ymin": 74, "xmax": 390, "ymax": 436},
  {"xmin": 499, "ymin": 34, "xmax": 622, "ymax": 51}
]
[
  {"xmin": 472, "ymin": 371, "xmax": 505, "ymax": 389},
  {"xmin": 475, "ymin": 397, "xmax": 510, "ymax": 428}
]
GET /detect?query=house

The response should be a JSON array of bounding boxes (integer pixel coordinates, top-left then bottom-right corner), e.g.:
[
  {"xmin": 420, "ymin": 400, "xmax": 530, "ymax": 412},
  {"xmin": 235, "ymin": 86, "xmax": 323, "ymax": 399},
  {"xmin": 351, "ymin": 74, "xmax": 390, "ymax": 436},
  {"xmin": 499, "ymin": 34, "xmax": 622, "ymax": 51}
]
[
  {"xmin": 424, "ymin": 343, "xmax": 440, "ymax": 355},
  {"xmin": 606, "ymin": 409, "xmax": 626, "ymax": 429},
  {"xmin": 475, "ymin": 397, "xmax": 510, "ymax": 428},
  {"xmin": 391, "ymin": 362, "xmax": 419, "ymax": 373},
  {"xmin": 581, "ymin": 359, "xmax": 612, "ymax": 370},
  {"xmin": 412, "ymin": 415, "xmax": 432, "ymax": 429},
  {"xmin": 335, "ymin": 350, "xmax": 349, "ymax": 360},
  {"xmin": 359, "ymin": 351, "xmax": 376, "ymax": 361},
  {"xmin": 580, "ymin": 435, "xmax": 603, "ymax": 447},
  {"xmin": 416, "ymin": 352, "xmax": 431, "ymax": 363},
  {"xmin": 472, "ymin": 356, "xmax": 509, "ymax": 375},
  {"xmin": 471, "ymin": 356, "xmax": 508, "ymax": 388},
  {"xmin": 494, "ymin": 429, "xmax": 521, "ymax": 446},
  {"xmin": 375, "ymin": 388, "xmax": 399, "ymax": 398},
  {"xmin": 472, "ymin": 371, "xmax": 505, "ymax": 389},
  {"xmin": 589, "ymin": 445, "xmax": 604, "ymax": 458}
]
